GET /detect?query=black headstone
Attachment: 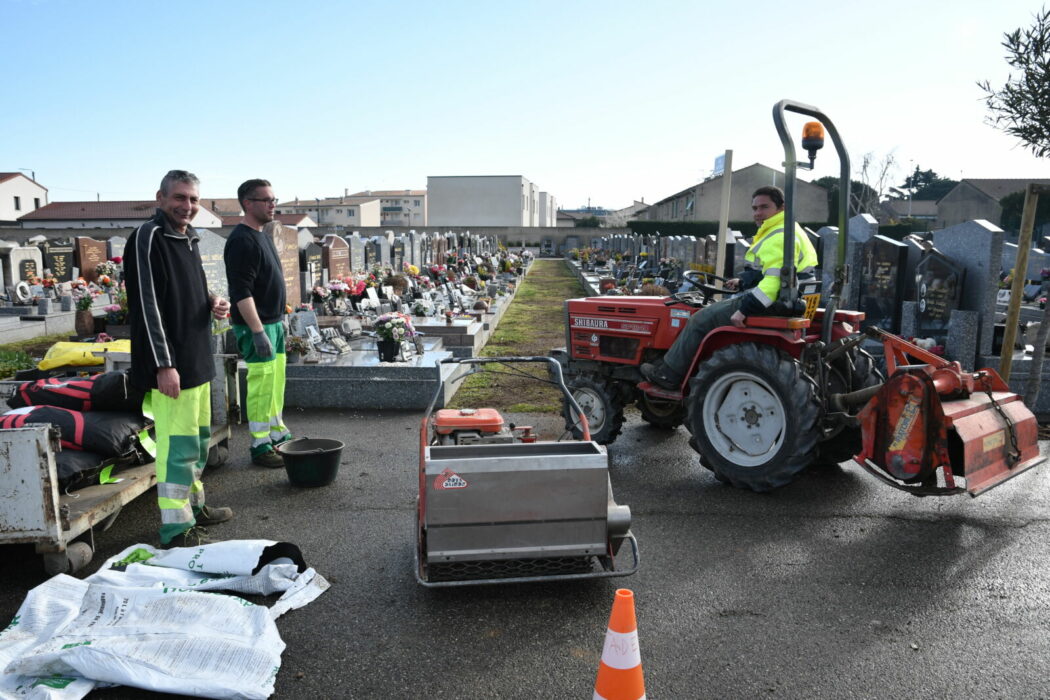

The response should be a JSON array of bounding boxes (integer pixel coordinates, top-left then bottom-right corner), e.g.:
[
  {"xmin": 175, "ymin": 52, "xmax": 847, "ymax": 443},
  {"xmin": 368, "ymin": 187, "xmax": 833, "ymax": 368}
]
[
  {"xmin": 42, "ymin": 241, "xmax": 74, "ymax": 283},
  {"xmin": 859, "ymin": 235, "xmax": 908, "ymax": 332},
  {"xmin": 300, "ymin": 242, "xmax": 323, "ymax": 289},
  {"xmin": 915, "ymin": 250, "xmax": 965, "ymax": 344}
]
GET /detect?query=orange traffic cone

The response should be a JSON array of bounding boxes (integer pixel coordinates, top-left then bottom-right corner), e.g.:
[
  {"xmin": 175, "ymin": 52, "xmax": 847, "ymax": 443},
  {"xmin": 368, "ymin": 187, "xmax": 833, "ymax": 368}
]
[{"xmin": 594, "ymin": 588, "xmax": 646, "ymax": 700}]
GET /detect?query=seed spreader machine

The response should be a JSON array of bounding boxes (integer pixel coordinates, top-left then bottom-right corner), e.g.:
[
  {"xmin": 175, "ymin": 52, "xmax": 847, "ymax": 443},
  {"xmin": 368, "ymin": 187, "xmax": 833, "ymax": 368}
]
[{"xmin": 415, "ymin": 356, "xmax": 638, "ymax": 587}]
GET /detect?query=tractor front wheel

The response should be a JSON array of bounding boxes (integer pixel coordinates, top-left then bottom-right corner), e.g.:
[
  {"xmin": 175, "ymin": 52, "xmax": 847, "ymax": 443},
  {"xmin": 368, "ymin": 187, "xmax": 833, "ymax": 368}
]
[
  {"xmin": 563, "ymin": 376, "xmax": 625, "ymax": 445},
  {"xmin": 687, "ymin": 343, "xmax": 822, "ymax": 491}
]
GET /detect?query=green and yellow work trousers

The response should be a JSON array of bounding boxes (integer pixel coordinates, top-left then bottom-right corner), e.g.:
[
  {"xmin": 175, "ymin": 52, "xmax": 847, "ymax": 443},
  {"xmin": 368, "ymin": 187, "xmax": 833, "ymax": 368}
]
[
  {"xmin": 145, "ymin": 382, "xmax": 211, "ymax": 544},
  {"xmin": 234, "ymin": 321, "xmax": 292, "ymax": 458}
]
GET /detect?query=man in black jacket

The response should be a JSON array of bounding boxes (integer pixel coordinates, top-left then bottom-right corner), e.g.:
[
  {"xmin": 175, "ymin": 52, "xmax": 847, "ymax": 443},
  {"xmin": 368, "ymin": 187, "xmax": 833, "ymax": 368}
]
[
  {"xmin": 224, "ymin": 179, "xmax": 291, "ymax": 468},
  {"xmin": 124, "ymin": 170, "xmax": 233, "ymax": 547}
]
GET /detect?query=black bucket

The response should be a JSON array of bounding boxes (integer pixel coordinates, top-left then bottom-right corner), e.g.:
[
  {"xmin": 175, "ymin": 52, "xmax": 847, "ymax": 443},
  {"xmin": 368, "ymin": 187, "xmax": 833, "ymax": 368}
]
[{"xmin": 276, "ymin": 438, "xmax": 344, "ymax": 487}]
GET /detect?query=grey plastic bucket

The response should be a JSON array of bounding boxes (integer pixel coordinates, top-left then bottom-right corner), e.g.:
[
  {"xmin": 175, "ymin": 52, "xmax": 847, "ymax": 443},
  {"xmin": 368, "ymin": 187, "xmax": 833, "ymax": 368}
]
[{"xmin": 276, "ymin": 438, "xmax": 344, "ymax": 487}]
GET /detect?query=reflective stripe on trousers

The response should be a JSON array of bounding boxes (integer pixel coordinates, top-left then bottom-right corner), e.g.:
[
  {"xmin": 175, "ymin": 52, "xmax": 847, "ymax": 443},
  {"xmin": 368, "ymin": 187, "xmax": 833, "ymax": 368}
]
[{"xmin": 146, "ymin": 382, "xmax": 210, "ymax": 544}]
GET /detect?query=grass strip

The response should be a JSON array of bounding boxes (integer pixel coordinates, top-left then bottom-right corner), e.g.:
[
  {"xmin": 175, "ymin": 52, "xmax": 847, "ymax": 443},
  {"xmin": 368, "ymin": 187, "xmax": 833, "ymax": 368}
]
[{"xmin": 449, "ymin": 260, "xmax": 584, "ymax": 413}]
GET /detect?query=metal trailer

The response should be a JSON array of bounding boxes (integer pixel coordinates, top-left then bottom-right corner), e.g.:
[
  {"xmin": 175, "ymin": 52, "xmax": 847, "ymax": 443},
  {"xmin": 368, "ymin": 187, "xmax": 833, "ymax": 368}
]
[
  {"xmin": 416, "ymin": 356, "xmax": 638, "ymax": 587},
  {"xmin": 0, "ymin": 354, "xmax": 239, "ymax": 575}
]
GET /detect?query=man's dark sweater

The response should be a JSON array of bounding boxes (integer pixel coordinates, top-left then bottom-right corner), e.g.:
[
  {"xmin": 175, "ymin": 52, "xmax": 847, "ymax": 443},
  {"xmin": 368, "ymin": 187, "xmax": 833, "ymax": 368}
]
[
  {"xmin": 223, "ymin": 223, "xmax": 286, "ymax": 325},
  {"xmin": 124, "ymin": 209, "xmax": 215, "ymax": 391}
]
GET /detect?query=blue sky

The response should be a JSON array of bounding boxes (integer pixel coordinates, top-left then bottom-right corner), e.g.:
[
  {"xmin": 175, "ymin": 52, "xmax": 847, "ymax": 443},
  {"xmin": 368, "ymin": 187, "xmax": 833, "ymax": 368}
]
[{"xmin": 3, "ymin": 0, "xmax": 1047, "ymax": 211}]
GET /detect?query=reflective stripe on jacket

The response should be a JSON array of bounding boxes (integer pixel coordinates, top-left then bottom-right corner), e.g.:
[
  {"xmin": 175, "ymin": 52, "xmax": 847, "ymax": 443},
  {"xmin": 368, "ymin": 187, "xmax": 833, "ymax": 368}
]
[{"xmin": 742, "ymin": 210, "xmax": 819, "ymax": 306}]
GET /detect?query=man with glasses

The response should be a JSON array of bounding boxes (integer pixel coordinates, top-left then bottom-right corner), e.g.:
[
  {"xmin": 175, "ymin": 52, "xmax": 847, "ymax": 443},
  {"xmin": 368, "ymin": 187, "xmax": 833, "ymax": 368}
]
[
  {"xmin": 125, "ymin": 169, "xmax": 233, "ymax": 547},
  {"xmin": 224, "ymin": 179, "xmax": 291, "ymax": 468}
]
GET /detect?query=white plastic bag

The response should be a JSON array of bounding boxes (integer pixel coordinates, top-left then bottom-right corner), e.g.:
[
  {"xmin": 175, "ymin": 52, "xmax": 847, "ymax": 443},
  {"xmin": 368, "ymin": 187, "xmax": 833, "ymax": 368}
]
[{"xmin": 0, "ymin": 540, "xmax": 329, "ymax": 700}]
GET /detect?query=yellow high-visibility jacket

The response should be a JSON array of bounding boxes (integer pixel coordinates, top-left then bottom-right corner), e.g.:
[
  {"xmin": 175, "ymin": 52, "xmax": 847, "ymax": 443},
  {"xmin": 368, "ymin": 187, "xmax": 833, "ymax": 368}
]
[{"xmin": 742, "ymin": 210, "xmax": 819, "ymax": 309}]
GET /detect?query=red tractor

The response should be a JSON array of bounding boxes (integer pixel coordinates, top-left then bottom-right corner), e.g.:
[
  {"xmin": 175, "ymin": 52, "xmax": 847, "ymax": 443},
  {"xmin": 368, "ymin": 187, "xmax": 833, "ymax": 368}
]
[{"xmin": 552, "ymin": 100, "xmax": 1044, "ymax": 497}]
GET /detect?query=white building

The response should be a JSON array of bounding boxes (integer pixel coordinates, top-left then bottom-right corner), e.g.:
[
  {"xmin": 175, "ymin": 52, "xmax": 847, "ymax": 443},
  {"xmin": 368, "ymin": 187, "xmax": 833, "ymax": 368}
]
[
  {"xmin": 18, "ymin": 200, "xmax": 221, "ymax": 229},
  {"xmin": 276, "ymin": 195, "xmax": 381, "ymax": 227},
  {"xmin": 427, "ymin": 175, "xmax": 555, "ymax": 227},
  {"xmin": 348, "ymin": 190, "xmax": 426, "ymax": 227},
  {"xmin": 538, "ymin": 192, "xmax": 557, "ymax": 227},
  {"xmin": 0, "ymin": 173, "xmax": 48, "ymax": 224}
]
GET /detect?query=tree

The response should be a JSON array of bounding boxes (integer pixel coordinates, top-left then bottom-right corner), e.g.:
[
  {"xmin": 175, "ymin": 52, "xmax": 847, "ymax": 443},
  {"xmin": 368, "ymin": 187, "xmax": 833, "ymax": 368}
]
[
  {"xmin": 814, "ymin": 173, "xmax": 883, "ymax": 223},
  {"xmin": 978, "ymin": 6, "xmax": 1050, "ymax": 157},
  {"xmin": 999, "ymin": 189, "xmax": 1050, "ymax": 233},
  {"xmin": 574, "ymin": 215, "xmax": 601, "ymax": 228},
  {"xmin": 897, "ymin": 165, "xmax": 958, "ymax": 201}
]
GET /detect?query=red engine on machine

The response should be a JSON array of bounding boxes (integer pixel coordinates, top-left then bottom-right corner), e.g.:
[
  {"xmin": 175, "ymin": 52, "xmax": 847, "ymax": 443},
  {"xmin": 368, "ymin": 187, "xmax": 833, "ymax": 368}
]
[
  {"xmin": 565, "ymin": 297, "xmax": 693, "ymax": 365},
  {"xmin": 432, "ymin": 408, "xmax": 536, "ymax": 445}
]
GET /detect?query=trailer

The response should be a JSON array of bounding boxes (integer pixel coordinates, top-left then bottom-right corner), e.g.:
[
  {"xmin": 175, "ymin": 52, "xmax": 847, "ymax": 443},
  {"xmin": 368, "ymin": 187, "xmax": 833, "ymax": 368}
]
[{"xmin": 0, "ymin": 354, "xmax": 238, "ymax": 575}]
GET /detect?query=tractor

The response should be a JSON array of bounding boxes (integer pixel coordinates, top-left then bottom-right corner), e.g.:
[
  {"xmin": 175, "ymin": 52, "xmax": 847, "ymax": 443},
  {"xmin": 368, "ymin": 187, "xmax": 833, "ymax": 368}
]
[{"xmin": 551, "ymin": 100, "xmax": 1044, "ymax": 497}]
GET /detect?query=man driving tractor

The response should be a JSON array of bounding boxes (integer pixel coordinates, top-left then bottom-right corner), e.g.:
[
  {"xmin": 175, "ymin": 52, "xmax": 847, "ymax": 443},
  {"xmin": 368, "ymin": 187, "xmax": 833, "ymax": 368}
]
[{"xmin": 640, "ymin": 185, "xmax": 819, "ymax": 390}]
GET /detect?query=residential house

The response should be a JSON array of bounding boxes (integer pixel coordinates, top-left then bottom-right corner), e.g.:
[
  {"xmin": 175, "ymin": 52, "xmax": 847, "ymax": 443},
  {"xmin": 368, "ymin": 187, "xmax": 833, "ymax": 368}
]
[
  {"xmin": 0, "ymin": 173, "xmax": 48, "ymax": 224},
  {"xmin": 19, "ymin": 200, "xmax": 221, "ymax": 229},
  {"xmin": 275, "ymin": 195, "xmax": 380, "ymax": 227},
  {"xmin": 348, "ymin": 190, "xmax": 426, "ymax": 227},
  {"xmin": 935, "ymin": 179, "xmax": 1050, "ymax": 229},
  {"xmin": 220, "ymin": 213, "xmax": 317, "ymax": 229},
  {"xmin": 639, "ymin": 163, "xmax": 828, "ymax": 224}
]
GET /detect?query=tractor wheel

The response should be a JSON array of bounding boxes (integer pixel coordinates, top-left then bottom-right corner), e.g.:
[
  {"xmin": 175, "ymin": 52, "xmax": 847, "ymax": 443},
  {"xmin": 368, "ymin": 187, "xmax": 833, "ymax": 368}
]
[
  {"xmin": 563, "ymin": 376, "xmax": 625, "ymax": 445},
  {"xmin": 687, "ymin": 343, "xmax": 822, "ymax": 492},
  {"xmin": 638, "ymin": 393, "xmax": 685, "ymax": 430},
  {"xmin": 815, "ymin": 348, "xmax": 884, "ymax": 465}
]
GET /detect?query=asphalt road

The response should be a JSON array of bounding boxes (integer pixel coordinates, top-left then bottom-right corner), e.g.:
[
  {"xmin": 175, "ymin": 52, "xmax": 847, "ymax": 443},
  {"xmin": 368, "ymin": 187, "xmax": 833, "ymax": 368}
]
[{"xmin": 2, "ymin": 406, "xmax": 1049, "ymax": 699}]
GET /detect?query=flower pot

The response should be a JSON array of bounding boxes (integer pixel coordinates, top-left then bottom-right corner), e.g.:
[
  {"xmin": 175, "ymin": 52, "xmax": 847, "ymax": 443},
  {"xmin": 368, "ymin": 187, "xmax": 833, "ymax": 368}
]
[
  {"xmin": 286, "ymin": 351, "xmax": 302, "ymax": 365},
  {"xmin": 377, "ymin": 339, "xmax": 400, "ymax": 362},
  {"xmin": 75, "ymin": 309, "xmax": 95, "ymax": 337}
]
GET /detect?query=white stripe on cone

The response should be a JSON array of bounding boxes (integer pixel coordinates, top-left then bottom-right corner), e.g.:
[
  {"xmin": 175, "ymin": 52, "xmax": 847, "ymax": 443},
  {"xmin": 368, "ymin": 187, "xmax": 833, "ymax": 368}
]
[
  {"xmin": 594, "ymin": 692, "xmax": 647, "ymax": 700},
  {"xmin": 599, "ymin": 628, "xmax": 641, "ymax": 670}
]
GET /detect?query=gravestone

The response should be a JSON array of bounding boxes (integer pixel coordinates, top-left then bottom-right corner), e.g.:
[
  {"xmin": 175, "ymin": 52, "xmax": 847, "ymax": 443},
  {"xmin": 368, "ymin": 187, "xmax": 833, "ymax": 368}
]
[
  {"xmin": 409, "ymin": 231, "xmax": 422, "ymax": 268},
  {"xmin": 197, "ymin": 228, "xmax": 228, "ymax": 299},
  {"xmin": 933, "ymin": 219, "xmax": 1003, "ymax": 357},
  {"xmin": 107, "ymin": 236, "xmax": 127, "ymax": 261},
  {"xmin": 1, "ymin": 246, "xmax": 43, "ymax": 287},
  {"xmin": 322, "ymin": 234, "xmax": 351, "ymax": 281},
  {"xmin": 42, "ymin": 241, "xmax": 74, "ymax": 283},
  {"xmin": 858, "ymin": 235, "xmax": 908, "ymax": 332},
  {"xmin": 1002, "ymin": 241, "xmax": 1047, "ymax": 282},
  {"xmin": 300, "ymin": 241, "xmax": 323, "ymax": 290},
  {"xmin": 392, "ymin": 237, "xmax": 405, "ymax": 271},
  {"xmin": 903, "ymin": 237, "xmax": 926, "ymax": 301},
  {"xmin": 372, "ymin": 235, "xmax": 391, "ymax": 268},
  {"xmin": 347, "ymin": 233, "xmax": 366, "ymax": 273},
  {"xmin": 914, "ymin": 250, "xmax": 966, "ymax": 346},
  {"xmin": 75, "ymin": 237, "xmax": 107, "ymax": 283},
  {"xmin": 267, "ymin": 221, "xmax": 301, "ymax": 309},
  {"xmin": 844, "ymin": 214, "xmax": 879, "ymax": 312}
]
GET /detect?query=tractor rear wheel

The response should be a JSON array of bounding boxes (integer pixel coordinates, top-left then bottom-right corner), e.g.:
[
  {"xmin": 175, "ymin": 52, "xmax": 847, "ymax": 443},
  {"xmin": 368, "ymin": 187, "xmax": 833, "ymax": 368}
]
[
  {"xmin": 563, "ymin": 376, "xmax": 625, "ymax": 445},
  {"xmin": 815, "ymin": 347, "xmax": 884, "ymax": 465},
  {"xmin": 687, "ymin": 343, "xmax": 822, "ymax": 491},
  {"xmin": 638, "ymin": 393, "xmax": 685, "ymax": 430}
]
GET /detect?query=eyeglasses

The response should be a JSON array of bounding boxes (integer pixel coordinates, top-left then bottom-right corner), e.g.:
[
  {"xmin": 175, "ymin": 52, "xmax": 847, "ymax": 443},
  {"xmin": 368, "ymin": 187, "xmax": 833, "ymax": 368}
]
[{"xmin": 247, "ymin": 197, "xmax": 278, "ymax": 205}]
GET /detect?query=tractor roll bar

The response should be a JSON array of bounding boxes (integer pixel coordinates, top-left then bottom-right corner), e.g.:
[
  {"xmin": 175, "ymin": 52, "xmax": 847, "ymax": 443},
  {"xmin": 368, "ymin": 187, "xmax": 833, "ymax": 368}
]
[{"xmin": 772, "ymin": 99, "xmax": 851, "ymax": 347}]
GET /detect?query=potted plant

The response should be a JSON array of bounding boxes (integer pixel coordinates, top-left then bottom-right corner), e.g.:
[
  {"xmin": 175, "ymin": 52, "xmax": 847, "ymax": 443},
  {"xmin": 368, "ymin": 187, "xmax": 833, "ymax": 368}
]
[
  {"xmin": 285, "ymin": 335, "xmax": 310, "ymax": 364},
  {"xmin": 100, "ymin": 284, "xmax": 130, "ymax": 337},
  {"xmin": 373, "ymin": 312, "xmax": 415, "ymax": 362},
  {"xmin": 73, "ymin": 288, "xmax": 95, "ymax": 337}
]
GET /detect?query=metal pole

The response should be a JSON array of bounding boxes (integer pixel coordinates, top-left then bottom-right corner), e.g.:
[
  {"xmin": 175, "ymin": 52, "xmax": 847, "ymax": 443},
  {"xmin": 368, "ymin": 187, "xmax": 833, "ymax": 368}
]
[
  {"xmin": 1000, "ymin": 183, "xmax": 1046, "ymax": 380},
  {"xmin": 715, "ymin": 150, "xmax": 733, "ymax": 283}
]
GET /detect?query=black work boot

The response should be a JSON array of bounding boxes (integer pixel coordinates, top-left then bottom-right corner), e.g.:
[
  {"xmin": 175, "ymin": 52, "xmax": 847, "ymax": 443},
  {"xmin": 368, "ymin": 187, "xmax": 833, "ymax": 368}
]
[{"xmin": 640, "ymin": 361, "xmax": 682, "ymax": 391}]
